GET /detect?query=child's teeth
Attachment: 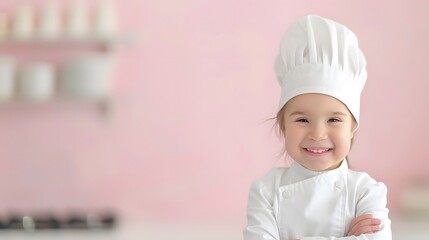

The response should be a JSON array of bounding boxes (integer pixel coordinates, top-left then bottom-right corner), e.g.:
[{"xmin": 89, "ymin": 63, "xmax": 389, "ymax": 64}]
[{"xmin": 307, "ymin": 148, "xmax": 329, "ymax": 153}]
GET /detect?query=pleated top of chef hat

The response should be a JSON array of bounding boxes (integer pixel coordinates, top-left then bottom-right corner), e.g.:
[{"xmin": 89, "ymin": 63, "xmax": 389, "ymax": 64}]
[{"xmin": 274, "ymin": 14, "xmax": 367, "ymax": 124}]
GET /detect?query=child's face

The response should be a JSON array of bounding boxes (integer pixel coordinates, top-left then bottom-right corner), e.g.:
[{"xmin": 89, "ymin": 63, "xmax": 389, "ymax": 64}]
[{"xmin": 282, "ymin": 93, "xmax": 357, "ymax": 171}]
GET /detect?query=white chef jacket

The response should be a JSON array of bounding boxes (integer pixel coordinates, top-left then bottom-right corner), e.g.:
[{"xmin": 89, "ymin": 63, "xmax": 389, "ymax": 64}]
[{"xmin": 243, "ymin": 160, "xmax": 391, "ymax": 240}]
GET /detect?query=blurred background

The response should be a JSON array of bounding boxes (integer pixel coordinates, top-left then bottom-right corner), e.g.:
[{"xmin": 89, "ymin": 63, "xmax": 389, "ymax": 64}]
[{"xmin": 0, "ymin": 0, "xmax": 428, "ymax": 239}]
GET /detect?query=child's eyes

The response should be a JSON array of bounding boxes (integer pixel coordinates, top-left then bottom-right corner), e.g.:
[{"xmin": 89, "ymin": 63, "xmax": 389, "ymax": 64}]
[
  {"xmin": 296, "ymin": 119, "xmax": 309, "ymax": 123},
  {"xmin": 295, "ymin": 118, "xmax": 341, "ymax": 123},
  {"xmin": 328, "ymin": 118, "xmax": 341, "ymax": 123}
]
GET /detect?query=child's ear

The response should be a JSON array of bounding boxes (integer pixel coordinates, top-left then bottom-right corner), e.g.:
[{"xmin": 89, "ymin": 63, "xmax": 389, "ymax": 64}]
[{"xmin": 351, "ymin": 121, "xmax": 358, "ymax": 137}]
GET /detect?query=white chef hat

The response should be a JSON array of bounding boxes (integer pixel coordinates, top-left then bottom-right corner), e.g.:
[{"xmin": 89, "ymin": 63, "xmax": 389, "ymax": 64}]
[{"xmin": 274, "ymin": 14, "xmax": 367, "ymax": 125}]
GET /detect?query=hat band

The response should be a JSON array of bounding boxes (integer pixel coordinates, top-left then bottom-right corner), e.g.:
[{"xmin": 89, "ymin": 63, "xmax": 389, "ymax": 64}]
[{"xmin": 278, "ymin": 64, "xmax": 362, "ymax": 124}]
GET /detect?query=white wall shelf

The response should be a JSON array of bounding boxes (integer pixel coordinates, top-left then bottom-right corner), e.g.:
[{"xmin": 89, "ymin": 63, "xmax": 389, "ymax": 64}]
[{"xmin": 0, "ymin": 35, "xmax": 133, "ymax": 51}]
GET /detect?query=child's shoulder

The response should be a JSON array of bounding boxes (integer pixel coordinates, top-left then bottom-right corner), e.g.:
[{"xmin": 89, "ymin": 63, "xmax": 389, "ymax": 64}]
[
  {"xmin": 261, "ymin": 166, "xmax": 287, "ymax": 179},
  {"xmin": 252, "ymin": 167, "xmax": 289, "ymax": 191},
  {"xmin": 347, "ymin": 168, "xmax": 388, "ymax": 194},
  {"xmin": 347, "ymin": 168, "xmax": 378, "ymax": 183}
]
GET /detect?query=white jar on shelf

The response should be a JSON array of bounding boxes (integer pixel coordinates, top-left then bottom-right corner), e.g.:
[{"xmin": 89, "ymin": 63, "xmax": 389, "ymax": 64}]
[
  {"xmin": 66, "ymin": 0, "xmax": 89, "ymax": 39},
  {"xmin": 94, "ymin": 0, "xmax": 118, "ymax": 40},
  {"xmin": 0, "ymin": 13, "xmax": 9, "ymax": 39},
  {"xmin": 60, "ymin": 55, "xmax": 114, "ymax": 100},
  {"xmin": 0, "ymin": 57, "xmax": 16, "ymax": 102},
  {"xmin": 19, "ymin": 62, "xmax": 55, "ymax": 102},
  {"xmin": 11, "ymin": 5, "xmax": 35, "ymax": 40},
  {"xmin": 38, "ymin": 1, "xmax": 62, "ymax": 40}
]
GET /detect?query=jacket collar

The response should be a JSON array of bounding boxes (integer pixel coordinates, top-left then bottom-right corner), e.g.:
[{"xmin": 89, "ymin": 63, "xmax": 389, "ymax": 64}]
[{"xmin": 288, "ymin": 159, "xmax": 348, "ymax": 184}]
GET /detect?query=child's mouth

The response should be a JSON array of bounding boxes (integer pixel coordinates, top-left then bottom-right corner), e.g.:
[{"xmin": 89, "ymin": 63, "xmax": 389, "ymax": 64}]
[{"xmin": 303, "ymin": 148, "xmax": 333, "ymax": 156}]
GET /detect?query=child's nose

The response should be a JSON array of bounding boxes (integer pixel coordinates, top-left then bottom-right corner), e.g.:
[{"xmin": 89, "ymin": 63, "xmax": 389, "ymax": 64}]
[{"xmin": 308, "ymin": 124, "xmax": 328, "ymax": 141}]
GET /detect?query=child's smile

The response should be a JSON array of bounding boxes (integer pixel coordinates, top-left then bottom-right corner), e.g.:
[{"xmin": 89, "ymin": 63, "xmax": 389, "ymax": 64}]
[{"xmin": 303, "ymin": 147, "xmax": 333, "ymax": 157}]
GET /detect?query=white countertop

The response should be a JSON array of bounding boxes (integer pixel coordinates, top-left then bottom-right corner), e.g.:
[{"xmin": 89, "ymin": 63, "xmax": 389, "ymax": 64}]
[
  {"xmin": 0, "ymin": 217, "xmax": 428, "ymax": 240},
  {"xmin": 391, "ymin": 216, "xmax": 429, "ymax": 240},
  {"xmin": 0, "ymin": 221, "xmax": 243, "ymax": 240}
]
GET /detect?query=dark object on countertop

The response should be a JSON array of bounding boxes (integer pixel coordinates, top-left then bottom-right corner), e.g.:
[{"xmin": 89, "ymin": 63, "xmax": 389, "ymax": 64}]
[
  {"xmin": 66, "ymin": 212, "xmax": 117, "ymax": 229},
  {"xmin": 34, "ymin": 215, "xmax": 61, "ymax": 229},
  {"xmin": 4, "ymin": 215, "xmax": 25, "ymax": 230},
  {"xmin": 0, "ymin": 212, "xmax": 117, "ymax": 230}
]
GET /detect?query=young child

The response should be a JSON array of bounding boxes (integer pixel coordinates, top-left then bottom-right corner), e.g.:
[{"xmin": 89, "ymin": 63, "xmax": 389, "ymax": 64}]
[{"xmin": 243, "ymin": 15, "xmax": 392, "ymax": 240}]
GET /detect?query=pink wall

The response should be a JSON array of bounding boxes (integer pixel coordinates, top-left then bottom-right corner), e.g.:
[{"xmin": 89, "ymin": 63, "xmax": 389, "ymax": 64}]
[{"xmin": 0, "ymin": 0, "xmax": 428, "ymax": 225}]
